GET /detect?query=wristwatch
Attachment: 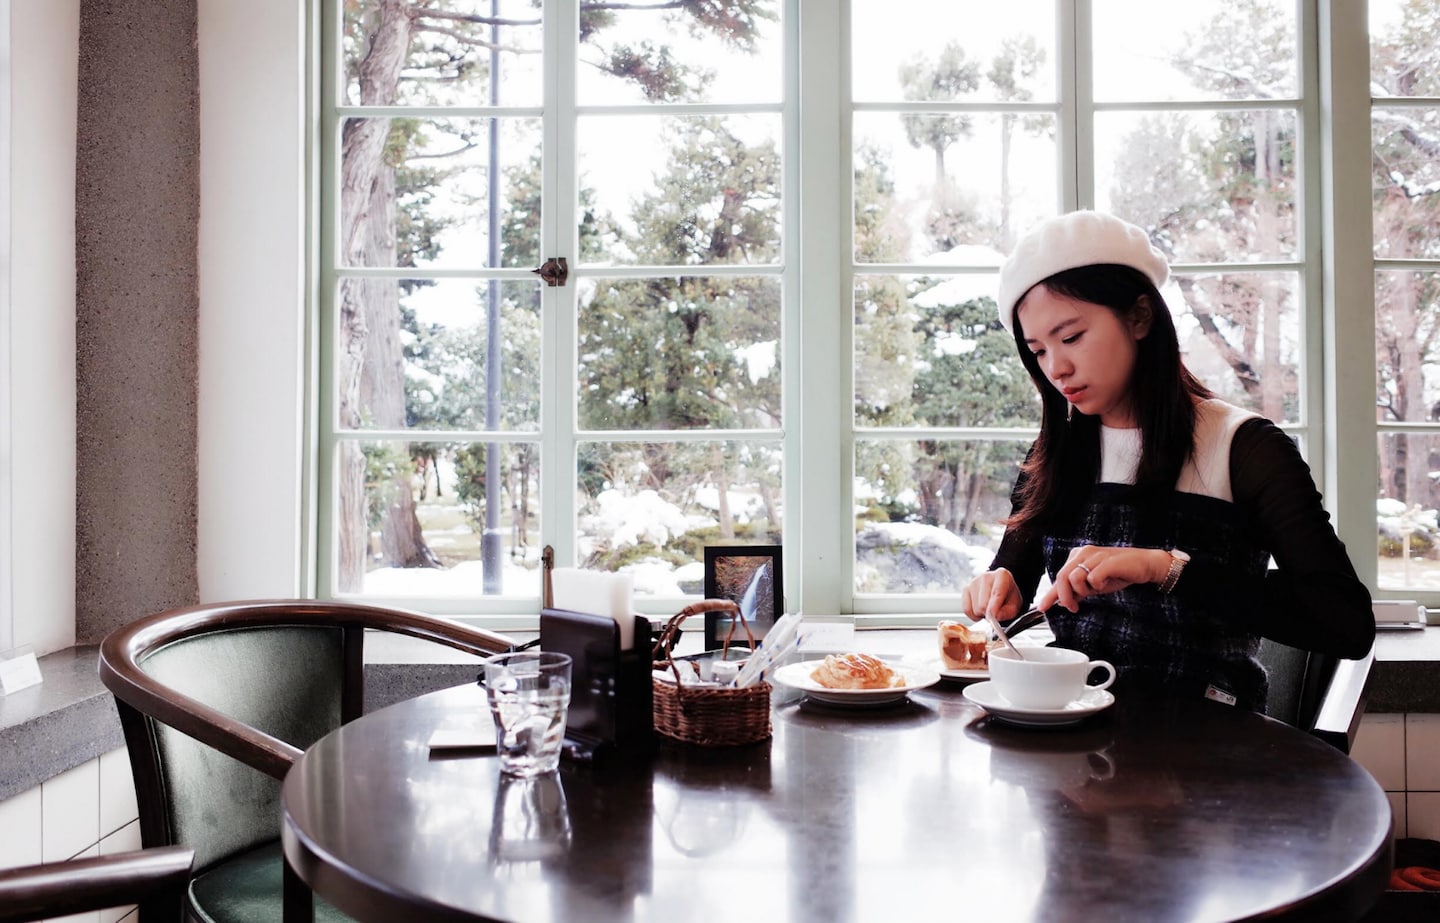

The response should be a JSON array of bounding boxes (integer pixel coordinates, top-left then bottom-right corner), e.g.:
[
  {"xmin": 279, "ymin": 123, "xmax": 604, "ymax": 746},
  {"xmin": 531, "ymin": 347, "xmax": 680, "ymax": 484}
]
[{"xmin": 1159, "ymin": 548, "xmax": 1190, "ymax": 595}]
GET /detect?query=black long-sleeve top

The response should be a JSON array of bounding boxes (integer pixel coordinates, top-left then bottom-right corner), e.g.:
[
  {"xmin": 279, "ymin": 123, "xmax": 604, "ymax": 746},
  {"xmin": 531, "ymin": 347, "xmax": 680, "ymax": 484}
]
[{"xmin": 992, "ymin": 416, "xmax": 1375, "ymax": 661}]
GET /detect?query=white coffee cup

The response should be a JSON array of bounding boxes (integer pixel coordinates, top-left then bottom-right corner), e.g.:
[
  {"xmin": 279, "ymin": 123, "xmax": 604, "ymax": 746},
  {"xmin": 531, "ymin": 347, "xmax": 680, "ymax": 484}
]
[{"xmin": 988, "ymin": 647, "xmax": 1115, "ymax": 709}]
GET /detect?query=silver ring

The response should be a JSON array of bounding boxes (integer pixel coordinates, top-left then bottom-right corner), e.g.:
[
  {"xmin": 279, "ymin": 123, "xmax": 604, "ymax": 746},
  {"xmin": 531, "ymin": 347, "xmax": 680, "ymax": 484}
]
[{"xmin": 1075, "ymin": 562, "xmax": 1093, "ymax": 575}]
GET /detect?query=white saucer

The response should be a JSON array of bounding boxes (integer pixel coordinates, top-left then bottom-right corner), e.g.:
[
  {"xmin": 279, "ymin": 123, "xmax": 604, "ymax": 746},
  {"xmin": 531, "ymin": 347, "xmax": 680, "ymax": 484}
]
[
  {"xmin": 772, "ymin": 660, "xmax": 940, "ymax": 707},
  {"xmin": 961, "ymin": 681, "xmax": 1115, "ymax": 727}
]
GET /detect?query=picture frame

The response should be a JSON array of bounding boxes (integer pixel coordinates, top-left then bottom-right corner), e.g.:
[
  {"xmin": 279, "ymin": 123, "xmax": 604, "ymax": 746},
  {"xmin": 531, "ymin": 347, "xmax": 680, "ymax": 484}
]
[{"xmin": 703, "ymin": 545, "xmax": 784, "ymax": 650}]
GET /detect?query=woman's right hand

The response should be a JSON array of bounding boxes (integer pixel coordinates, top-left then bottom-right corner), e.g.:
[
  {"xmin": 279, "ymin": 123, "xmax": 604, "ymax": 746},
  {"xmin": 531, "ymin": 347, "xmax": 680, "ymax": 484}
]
[{"xmin": 960, "ymin": 567, "xmax": 1025, "ymax": 623}]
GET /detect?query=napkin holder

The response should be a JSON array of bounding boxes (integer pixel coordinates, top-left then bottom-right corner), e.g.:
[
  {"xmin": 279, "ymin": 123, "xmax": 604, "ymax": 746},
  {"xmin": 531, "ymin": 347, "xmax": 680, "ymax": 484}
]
[{"xmin": 540, "ymin": 607, "xmax": 655, "ymax": 765}]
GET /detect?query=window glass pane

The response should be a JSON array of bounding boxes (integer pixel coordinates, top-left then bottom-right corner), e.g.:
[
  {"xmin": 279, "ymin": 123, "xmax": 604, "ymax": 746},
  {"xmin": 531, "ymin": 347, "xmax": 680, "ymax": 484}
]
[
  {"xmin": 1172, "ymin": 271, "xmax": 1302, "ymax": 423},
  {"xmin": 1376, "ymin": 270, "xmax": 1440, "ymax": 424},
  {"xmin": 343, "ymin": 0, "xmax": 543, "ymax": 108},
  {"xmin": 334, "ymin": 439, "xmax": 540, "ymax": 596},
  {"xmin": 852, "ymin": 111, "xmax": 1059, "ymax": 263},
  {"xmin": 578, "ymin": 114, "xmax": 782, "ymax": 267},
  {"xmin": 336, "ymin": 277, "xmax": 540, "ymax": 433},
  {"xmin": 1092, "ymin": 0, "xmax": 1296, "ymax": 103},
  {"xmin": 1095, "ymin": 109, "xmax": 1299, "ymax": 263},
  {"xmin": 339, "ymin": 117, "xmax": 542, "ymax": 270},
  {"xmin": 851, "ymin": 0, "xmax": 1056, "ymax": 104},
  {"xmin": 854, "ymin": 274, "xmax": 1037, "ymax": 428},
  {"xmin": 577, "ymin": 441, "xmax": 783, "ymax": 597},
  {"xmin": 854, "ymin": 438, "xmax": 1029, "ymax": 593},
  {"xmin": 1378, "ymin": 433, "xmax": 1440, "ymax": 591},
  {"xmin": 1372, "ymin": 107, "xmax": 1440, "ymax": 260},
  {"xmin": 577, "ymin": 276, "xmax": 780, "ymax": 432},
  {"xmin": 575, "ymin": 0, "xmax": 782, "ymax": 105},
  {"xmin": 1370, "ymin": 0, "xmax": 1440, "ymax": 97}
]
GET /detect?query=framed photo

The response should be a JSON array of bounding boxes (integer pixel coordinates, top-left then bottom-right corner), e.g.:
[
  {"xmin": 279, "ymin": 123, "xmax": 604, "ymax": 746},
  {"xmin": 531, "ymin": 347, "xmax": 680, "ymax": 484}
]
[{"xmin": 703, "ymin": 545, "xmax": 783, "ymax": 650}]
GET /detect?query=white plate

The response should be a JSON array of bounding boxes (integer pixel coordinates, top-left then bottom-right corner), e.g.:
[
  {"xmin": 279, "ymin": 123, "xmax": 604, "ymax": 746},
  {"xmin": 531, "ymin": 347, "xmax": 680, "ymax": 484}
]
[
  {"xmin": 908, "ymin": 637, "xmax": 1045, "ymax": 683},
  {"xmin": 772, "ymin": 660, "xmax": 941, "ymax": 707},
  {"xmin": 961, "ymin": 680, "xmax": 1115, "ymax": 727},
  {"xmin": 906, "ymin": 655, "xmax": 990, "ymax": 682}
]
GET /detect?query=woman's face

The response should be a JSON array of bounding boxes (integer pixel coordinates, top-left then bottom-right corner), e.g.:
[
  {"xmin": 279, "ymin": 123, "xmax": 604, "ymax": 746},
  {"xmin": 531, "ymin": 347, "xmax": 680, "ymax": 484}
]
[{"xmin": 1015, "ymin": 286, "xmax": 1147, "ymax": 428}]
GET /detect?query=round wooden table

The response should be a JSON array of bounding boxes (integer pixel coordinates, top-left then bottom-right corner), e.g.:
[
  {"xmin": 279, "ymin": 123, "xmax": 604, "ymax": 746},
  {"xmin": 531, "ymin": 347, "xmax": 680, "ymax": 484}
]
[{"xmin": 281, "ymin": 679, "xmax": 1391, "ymax": 922}]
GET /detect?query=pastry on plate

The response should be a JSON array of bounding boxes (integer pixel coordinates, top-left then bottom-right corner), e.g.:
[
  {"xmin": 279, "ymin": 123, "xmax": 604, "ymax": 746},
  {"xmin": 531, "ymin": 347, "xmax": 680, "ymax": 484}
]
[
  {"xmin": 938, "ymin": 620, "xmax": 992, "ymax": 671},
  {"xmin": 810, "ymin": 652, "xmax": 902, "ymax": 690}
]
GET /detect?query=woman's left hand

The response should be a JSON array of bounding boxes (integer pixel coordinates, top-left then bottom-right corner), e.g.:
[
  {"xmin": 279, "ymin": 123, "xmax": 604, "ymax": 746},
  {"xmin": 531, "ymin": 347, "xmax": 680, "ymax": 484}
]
[{"xmin": 1037, "ymin": 545, "xmax": 1173, "ymax": 613}]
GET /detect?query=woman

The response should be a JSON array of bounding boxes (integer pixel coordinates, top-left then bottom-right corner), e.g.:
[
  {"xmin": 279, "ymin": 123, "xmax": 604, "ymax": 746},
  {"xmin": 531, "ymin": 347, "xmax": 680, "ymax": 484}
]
[{"xmin": 960, "ymin": 210, "xmax": 1373, "ymax": 712}]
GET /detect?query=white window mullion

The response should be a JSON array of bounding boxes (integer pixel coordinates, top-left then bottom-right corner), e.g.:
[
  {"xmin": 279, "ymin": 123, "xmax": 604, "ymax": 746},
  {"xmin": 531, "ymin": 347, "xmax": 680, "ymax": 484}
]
[
  {"xmin": 795, "ymin": 1, "xmax": 845, "ymax": 617},
  {"xmin": 1064, "ymin": 0, "xmax": 1088, "ymax": 210},
  {"xmin": 538, "ymin": 0, "xmax": 578, "ymax": 576},
  {"xmin": 313, "ymin": 0, "xmax": 341, "ymax": 601},
  {"xmin": 1320, "ymin": 0, "xmax": 1380, "ymax": 591}
]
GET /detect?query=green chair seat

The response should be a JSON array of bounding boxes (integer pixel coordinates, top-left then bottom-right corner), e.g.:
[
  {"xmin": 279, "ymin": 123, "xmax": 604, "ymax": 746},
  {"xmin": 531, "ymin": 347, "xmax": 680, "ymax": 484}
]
[{"xmin": 189, "ymin": 841, "xmax": 352, "ymax": 923}]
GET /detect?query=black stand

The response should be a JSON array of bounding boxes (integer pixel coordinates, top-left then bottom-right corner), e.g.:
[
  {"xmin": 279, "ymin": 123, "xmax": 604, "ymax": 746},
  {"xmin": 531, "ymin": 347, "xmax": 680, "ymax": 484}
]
[{"xmin": 540, "ymin": 608, "xmax": 654, "ymax": 765}]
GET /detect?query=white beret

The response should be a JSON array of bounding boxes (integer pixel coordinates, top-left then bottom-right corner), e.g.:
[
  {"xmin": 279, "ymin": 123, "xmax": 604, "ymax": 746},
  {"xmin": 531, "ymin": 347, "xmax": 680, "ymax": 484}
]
[{"xmin": 996, "ymin": 210, "xmax": 1169, "ymax": 334}]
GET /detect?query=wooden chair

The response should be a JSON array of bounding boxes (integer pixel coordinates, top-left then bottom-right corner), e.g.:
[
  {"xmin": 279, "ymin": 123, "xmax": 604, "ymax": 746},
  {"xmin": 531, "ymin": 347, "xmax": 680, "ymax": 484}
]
[
  {"xmin": 1259, "ymin": 638, "xmax": 1376, "ymax": 754},
  {"xmin": 0, "ymin": 846, "xmax": 193, "ymax": 923},
  {"xmin": 98, "ymin": 599, "xmax": 515, "ymax": 923}
]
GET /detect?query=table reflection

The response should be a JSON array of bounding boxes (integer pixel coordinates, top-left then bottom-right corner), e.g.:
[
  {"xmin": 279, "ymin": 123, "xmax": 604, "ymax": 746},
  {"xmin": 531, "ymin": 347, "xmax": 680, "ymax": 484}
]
[{"xmin": 491, "ymin": 774, "xmax": 572, "ymax": 863}]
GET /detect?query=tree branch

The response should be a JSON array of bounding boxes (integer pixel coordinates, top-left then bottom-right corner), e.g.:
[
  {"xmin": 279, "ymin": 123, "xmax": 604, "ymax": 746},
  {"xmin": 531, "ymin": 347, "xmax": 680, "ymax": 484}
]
[
  {"xmin": 407, "ymin": 140, "xmax": 480, "ymax": 161},
  {"xmin": 581, "ymin": 1, "xmax": 688, "ymax": 11},
  {"xmin": 413, "ymin": 24, "xmax": 539, "ymax": 55},
  {"xmin": 413, "ymin": 9, "xmax": 542, "ymax": 27}
]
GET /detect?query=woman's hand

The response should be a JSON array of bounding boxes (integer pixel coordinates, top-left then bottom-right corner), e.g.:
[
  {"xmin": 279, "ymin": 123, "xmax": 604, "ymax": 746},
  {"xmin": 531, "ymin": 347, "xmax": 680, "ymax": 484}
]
[
  {"xmin": 1037, "ymin": 545, "xmax": 1172, "ymax": 613},
  {"xmin": 960, "ymin": 567, "xmax": 1025, "ymax": 623}
]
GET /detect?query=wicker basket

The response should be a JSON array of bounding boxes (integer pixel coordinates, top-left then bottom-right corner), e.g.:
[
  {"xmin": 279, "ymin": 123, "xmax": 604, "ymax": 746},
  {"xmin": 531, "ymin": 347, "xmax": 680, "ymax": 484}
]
[{"xmin": 651, "ymin": 600, "xmax": 772, "ymax": 747}]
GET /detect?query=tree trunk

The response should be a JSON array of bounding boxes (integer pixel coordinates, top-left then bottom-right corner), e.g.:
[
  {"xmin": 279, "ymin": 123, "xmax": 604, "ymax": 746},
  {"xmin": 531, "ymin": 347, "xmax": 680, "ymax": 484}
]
[
  {"xmin": 339, "ymin": 0, "xmax": 441, "ymax": 582},
  {"xmin": 1257, "ymin": 113, "xmax": 1285, "ymax": 423},
  {"xmin": 715, "ymin": 447, "xmax": 734, "ymax": 539}
]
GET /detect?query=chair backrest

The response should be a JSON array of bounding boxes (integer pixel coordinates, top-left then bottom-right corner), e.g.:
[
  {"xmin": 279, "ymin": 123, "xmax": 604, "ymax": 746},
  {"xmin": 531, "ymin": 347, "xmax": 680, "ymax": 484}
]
[
  {"xmin": 1259, "ymin": 637, "xmax": 1374, "ymax": 754},
  {"xmin": 99, "ymin": 599, "xmax": 514, "ymax": 873},
  {"xmin": 0, "ymin": 846, "xmax": 193, "ymax": 923},
  {"xmin": 1259, "ymin": 638, "xmax": 1334, "ymax": 729},
  {"xmin": 137, "ymin": 626, "xmax": 346, "ymax": 869}
]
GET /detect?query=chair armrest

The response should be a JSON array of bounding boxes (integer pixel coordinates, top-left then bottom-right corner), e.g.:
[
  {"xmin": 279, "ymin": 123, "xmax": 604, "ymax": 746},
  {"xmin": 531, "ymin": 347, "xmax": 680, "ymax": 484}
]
[
  {"xmin": 1312, "ymin": 645, "xmax": 1375, "ymax": 755},
  {"xmin": 0, "ymin": 846, "xmax": 193, "ymax": 923}
]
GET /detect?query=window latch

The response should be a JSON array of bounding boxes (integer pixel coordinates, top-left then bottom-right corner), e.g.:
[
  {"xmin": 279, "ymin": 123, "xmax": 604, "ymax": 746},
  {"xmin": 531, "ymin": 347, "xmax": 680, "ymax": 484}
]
[{"xmin": 532, "ymin": 257, "xmax": 568, "ymax": 287}]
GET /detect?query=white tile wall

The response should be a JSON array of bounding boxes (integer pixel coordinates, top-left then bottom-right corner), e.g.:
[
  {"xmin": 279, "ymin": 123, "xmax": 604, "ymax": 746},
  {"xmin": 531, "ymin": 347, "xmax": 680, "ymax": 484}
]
[
  {"xmin": 1411, "ymin": 792, "xmax": 1440, "ymax": 842},
  {"xmin": 98, "ymin": 822, "xmax": 143, "ymax": 923},
  {"xmin": 0, "ymin": 786, "xmax": 43, "ymax": 869},
  {"xmin": 1355, "ymin": 714, "xmax": 1406, "ymax": 791},
  {"xmin": 1351, "ymin": 712, "xmax": 1440, "ymax": 842},
  {"xmin": 1410, "ymin": 715, "xmax": 1440, "ymax": 791},
  {"xmin": 98, "ymin": 750, "xmax": 137, "ymax": 839},
  {"xmin": 0, "ymin": 748, "xmax": 140, "ymax": 923},
  {"xmin": 40, "ymin": 760, "xmax": 98, "ymax": 863}
]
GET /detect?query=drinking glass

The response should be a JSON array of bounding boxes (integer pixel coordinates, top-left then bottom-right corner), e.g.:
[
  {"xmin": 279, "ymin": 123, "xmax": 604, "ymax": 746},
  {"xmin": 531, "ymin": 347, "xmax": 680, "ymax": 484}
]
[{"xmin": 483, "ymin": 651, "xmax": 572, "ymax": 777}]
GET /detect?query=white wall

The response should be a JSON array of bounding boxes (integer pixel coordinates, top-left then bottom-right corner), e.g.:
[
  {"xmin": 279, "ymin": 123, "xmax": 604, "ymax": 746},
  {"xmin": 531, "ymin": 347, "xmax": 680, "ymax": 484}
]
[
  {"xmin": 5, "ymin": 0, "xmax": 306, "ymax": 653},
  {"xmin": 196, "ymin": 0, "xmax": 307, "ymax": 602},
  {"xmin": 10, "ymin": 0, "xmax": 79, "ymax": 655}
]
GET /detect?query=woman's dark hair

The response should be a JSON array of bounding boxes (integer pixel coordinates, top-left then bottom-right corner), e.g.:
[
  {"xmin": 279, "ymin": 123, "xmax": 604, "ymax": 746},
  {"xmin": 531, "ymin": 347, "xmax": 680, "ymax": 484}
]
[{"xmin": 1004, "ymin": 263, "xmax": 1212, "ymax": 538}]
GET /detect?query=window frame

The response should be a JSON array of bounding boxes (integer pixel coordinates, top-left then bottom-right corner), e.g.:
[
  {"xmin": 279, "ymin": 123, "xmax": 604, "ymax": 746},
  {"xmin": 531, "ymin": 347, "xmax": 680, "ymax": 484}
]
[
  {"xmin": 0, "ymin": 0, "xmax": 12, "ymax": 653},
  {"xmin": 308, "ymin": 0, "xmax": 1395, "ymax": 624}
]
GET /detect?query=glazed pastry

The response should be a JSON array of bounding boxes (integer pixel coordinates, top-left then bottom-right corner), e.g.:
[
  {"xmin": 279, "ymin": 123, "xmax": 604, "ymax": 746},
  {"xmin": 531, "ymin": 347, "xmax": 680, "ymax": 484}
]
[
  {"xmin": 938, "ymin": 620, "xmax": 990, "ymax": 670},
  {"xmin": 810, "ymin": 652, "xmax": 901, "ymax": 690}
]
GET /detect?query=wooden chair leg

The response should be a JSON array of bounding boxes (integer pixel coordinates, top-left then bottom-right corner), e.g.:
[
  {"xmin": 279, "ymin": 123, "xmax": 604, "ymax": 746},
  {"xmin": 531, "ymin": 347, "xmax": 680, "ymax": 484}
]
[{"xmin": 282, "ymin": 859, "xmax": 314, "ymax": 923}]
